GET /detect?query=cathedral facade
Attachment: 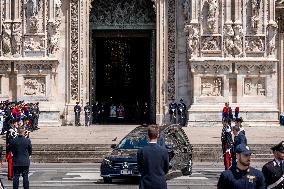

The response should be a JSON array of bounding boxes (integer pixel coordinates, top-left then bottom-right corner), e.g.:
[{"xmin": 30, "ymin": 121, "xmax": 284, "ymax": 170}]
[{"xmin": 0, "ymin": 0, "xmax": 283, "ymax": 126}]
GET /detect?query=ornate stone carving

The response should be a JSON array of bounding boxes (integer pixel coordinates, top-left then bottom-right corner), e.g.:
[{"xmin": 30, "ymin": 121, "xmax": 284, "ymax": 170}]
[
  {"xmin": 26, "ymin": 0, "xmax": 39, "ymax": 17},
  {"xmin": 24, "ymin": 36, "xmax": 45, "ymax": 51},
  {"xmin": 90, "ymin": 0, "xmax": 155, "ymax": 27},
  {"xmin": 244, "ymin": 77, "xmax": 266, "ymax": 96},
  {"xmin": 201, "ymin": 36, "xmax": 221, "ymax": 51},
  {"xmin": 24, "ymin": 77, "xmax": 46, "ymax": 96},
  {"xmin": 25, "ymin": 0, "xmax": 42, "ymax": 33},
  {"xmin": 0, "ymin": 63, "xmax": 10, "ymax": 71},
  {"xmin": 191, "ymin": 63, "xmax": 230, "ymax": 74},
  {"xmin": 167, "ymin": 0, "xmax": 176, "ymax": 100},
  {"xmin": 267, "ymin": 23, "xmax": 278, "ymax": 55},
  {"xmin": 276, "ymin": 0, "xmax": 284, "ymax": 6},
  {"xmin": 185, "ymin": 24, "xmax": 200, "ymax": 58},
  {"xmin": 233, "ymin": 25, "xmax": 244, "ymax": 57},
  {"xmin": 245, "ymin": 36, "xmax": 264, "ymax": 52},
  {"xmin": 183, "ymin": 0, "xmax": 190, "ymax": 23},
  {"xmin": 16, "ymin": 63, "xmax": 53, "ymax": 72},
  {"xmin": 223, "ymin": 25, "xmax": 234, "ymax": 57},
  {"xmin": 11, "ymin": 23, "xmax": 22, "ymax": 55},
  {"xmin": 236, "ymin": 64, "xmax": 275, "ymax": 74},
  {"xmin": 2, "ymin": 23, "xmax": 12, "ymax": 56},
  {"xmin": 204, "ymin": 0, "xmax": 218, "ymax": 32},
  {"xmin": 201, "ymin": 77, "xmax": 222, "ymax": 96},
  {"xmin": 70, "ymin": 0, "xmax": 79, "ymax": 101},
  {"xmin": 251, "ymin": 0, "xmax": 261, "ymax": 32}
]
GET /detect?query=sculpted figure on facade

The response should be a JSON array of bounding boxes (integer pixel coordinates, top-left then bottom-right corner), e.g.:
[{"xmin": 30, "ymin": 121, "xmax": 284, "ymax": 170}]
[
  {"xmin": 233, "ymin": 25, "xmax": 244, "ymax": 57},
  {"xmin": 2, "ymin": 23, "xmax": 12, "ymax": 56},
  {"xmin": 276, "ymin": 0, "xmax": 284, "ymax": 5},
  {"xmin": 244, "ymin": 78, "xmax": 266, "ymax": 96},
  {"xmin": 267, "ymin": 23, "xmax": 278, "ymax": 55},
  {"xmin": 206, "ymin": 0, "xmax": 218, "ymax": 32},
  {"xmin": 185, "ymin": 25, "xmax": 199, "ymax": 57},
  {"xmin": 24, "ymin": 37, "xmax": 44, "ymax": 51},
  {"xmin": 183, "ymin": 0, "xmax": 190, "ymax": 23},
  {"xmin": 24, "ymin": 77, "xmax": 46, "ymax": 96},
  {"xmin": 223, "ymin": 25, "xmax": 234, "ymax": 57},
  {"xmin": 202, "ymin": 36, "xmax": 220, "ymax": 51},
  {"xmin": 25, "ymin": 0, "xmax": 39, "ymax": 33},
  {"xmin": 201, "ymin": 77, "xmax": 222, "ymax": 96},
  {"xmin": 246, "ymin": 37, "xmax": 264, "ymax": 52},
  {"xmin": 26, "ymin": 0, "xmax": 38, "ymax": 17},
  {"xmin": 11, "ymin": 23, "xmax": 22, "ymax": 55},
  {"xmin": 251, "ymin": 0, "xmax": 261, "ymax": 32}
]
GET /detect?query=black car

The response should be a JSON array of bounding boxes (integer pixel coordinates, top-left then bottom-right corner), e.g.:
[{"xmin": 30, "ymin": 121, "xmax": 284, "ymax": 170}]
[{"xmin": 100, "ymin": 124, "xmax": 193, "ymax": 183}]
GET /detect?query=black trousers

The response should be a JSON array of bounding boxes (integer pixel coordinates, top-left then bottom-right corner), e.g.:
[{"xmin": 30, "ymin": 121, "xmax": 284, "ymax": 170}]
[{"xmin": 13, "ymin": 166, "xmax": 29, "ymax": 189}]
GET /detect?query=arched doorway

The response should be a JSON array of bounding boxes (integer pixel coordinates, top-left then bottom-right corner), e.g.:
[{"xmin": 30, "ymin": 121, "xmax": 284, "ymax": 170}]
[{"xmin": 89, "ymin": 0, "xmax": 156, "ymax": 124}]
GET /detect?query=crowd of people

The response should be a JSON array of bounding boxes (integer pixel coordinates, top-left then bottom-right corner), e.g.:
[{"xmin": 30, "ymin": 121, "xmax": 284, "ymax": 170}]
[{"xmin": 219, "ymin": 102, "xmax": 284, "ymax": 189}]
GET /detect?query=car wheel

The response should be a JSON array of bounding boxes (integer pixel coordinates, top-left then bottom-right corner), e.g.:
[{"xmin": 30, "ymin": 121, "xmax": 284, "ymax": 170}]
[
  {"xmin": 181, "ymin": 159, "xmax": 192, "ymax": 176},
  {"xmin": 103, "ymin": 177, "xmax": 112, "ymax": 183}
]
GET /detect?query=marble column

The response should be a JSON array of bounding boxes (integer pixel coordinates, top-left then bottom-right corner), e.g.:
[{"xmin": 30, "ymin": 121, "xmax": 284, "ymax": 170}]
[
  {"xmin": 224, "ymin": 0, "xmax": 232, "ymax": 24},
  {"xmin": 190, "ymin": 0, "xmax": 198, "ymax": 24},
  {"xmin": 13, "ymin": 0, "xmax": 21, "ymax": 21},
  {"xmin": 48, "ymin": 0, "xmax": 55, "ymax": 22},
  {"xmin": 4, "ymin": 0, "xmax": 11, "ymax": 21},
  {"xmin": 234, "ymin": 0, "xmax": 242, "ymax": 24}
]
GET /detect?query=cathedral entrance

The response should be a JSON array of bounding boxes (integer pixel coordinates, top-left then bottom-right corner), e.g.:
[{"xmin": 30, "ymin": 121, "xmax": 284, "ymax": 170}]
[
  {"xmin": 92, "ymin": 31, "xmax": 153, "ymax": 124},
  {"xmin": 89, "ymin": 0, "xmax": 156, "ymax": 124}
]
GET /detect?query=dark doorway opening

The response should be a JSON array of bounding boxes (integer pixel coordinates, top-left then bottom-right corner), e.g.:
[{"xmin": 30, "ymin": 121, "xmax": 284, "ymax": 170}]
[{"xmin": 92, "ymin": 31, "xmax": 152, "ymax": 124}]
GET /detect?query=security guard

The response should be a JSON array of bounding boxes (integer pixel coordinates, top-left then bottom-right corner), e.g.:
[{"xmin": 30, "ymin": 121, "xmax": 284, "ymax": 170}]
[
  {"xmin": 217, "ymin": 144, "xmax": 265, "ymax": 189},
  {"xmin": 177, "ymin": 99, "xmax": 187, "ymax": 127},
  {"xmin": 74, "ymin": 102, "xmax": 81, "ymax": 126},
  {"xmin": 84, "ymin": 102, "xmax": 91, "ymax": 127},
  {"xmin": 169, "ymin": 99, "xmax": 177, "ymax": 124},
  {"xmin": 262, "ymin": 141, "xmax": 284, "ymax": 189}
]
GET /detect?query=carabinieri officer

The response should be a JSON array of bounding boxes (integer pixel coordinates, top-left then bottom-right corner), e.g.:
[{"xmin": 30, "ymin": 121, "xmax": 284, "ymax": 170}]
[
  {"xmin": 262, "ymin": 141, "xmax": 284, "ymax": 189},
  {"xmin": 217, "ymin": 144, "xmax": 265, "ymax": 189}
]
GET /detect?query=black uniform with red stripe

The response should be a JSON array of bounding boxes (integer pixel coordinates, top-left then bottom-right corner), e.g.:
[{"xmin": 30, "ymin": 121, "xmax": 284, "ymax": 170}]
[{"xmin": 262, "ymin": 159, "xmax": 284, "ymax": 189}]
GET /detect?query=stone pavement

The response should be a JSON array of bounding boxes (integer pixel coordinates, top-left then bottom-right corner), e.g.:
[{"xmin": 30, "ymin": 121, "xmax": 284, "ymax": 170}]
[{"xmin": 1, "ymin": 124, "xmax": 282, "ymax": 145}]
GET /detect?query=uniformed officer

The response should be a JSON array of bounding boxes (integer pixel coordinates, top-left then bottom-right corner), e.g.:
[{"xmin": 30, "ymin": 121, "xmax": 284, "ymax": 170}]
[
  {"xmin": 221, "ymin": 118, "xmax": 233, "ymax": 170},
  {"xmin": 262, "ymin": 141, "xmax": 284, "ymax": 189},
  {"xmin": 74, "ymin": 102, "xmax": 81, "ymax": 126},
  {"xmin": 177, "ymin": 99, "xmax": 187, "ymax": 127},
  {"xmin": 169, "ymin": 99, "xmax": 177, "ymax": 124},
  {"xmin": 232, "ymin": 125, "xmax": 247, "ymax": 167},
  {"xmin": 217, "ymin": 144, "xmax": 265, "ymax": 189},
  {"xmin": 84, "ymin": 102, "xmax": 91, "ymax": 127}
]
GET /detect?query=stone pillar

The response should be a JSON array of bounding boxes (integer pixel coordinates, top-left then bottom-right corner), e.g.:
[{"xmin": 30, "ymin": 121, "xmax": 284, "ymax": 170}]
[
  {"xmin": 234, "ymin": 0, "xmax": 242, "ymax": 24},
  {"xmin": 268, "ymin": 0, "xmax": 276, "ymax": 24},
  {"xmin": 190, "ymin": 0, "xmax": 198, "ymax": 24},
  {"xmin": 279, "ymin": 33, "xmax": 284, "ymax": 114},
  {"xmin": 48, "ymin": 0, "xmax": 55, "ymax": 22},
  {"xmin": 13, "ymin": 0, "xmax": 21, "ymax": 21},
  {"xmin": 0, "ymin": 1, "xmax": 2, "ymax": 56},
  {"xmin": 4, "ymin": 0, "xmax": 11, "ymax": 21},
  {"xmin": 224, "ymin": 0, "xmax": 232, "ymax": 24}
]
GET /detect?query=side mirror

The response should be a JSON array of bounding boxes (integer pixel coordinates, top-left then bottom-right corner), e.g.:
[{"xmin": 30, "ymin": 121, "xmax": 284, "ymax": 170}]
[{"xmin": 110, "ymin": 144, "xmax": 117, "ymax": 149}]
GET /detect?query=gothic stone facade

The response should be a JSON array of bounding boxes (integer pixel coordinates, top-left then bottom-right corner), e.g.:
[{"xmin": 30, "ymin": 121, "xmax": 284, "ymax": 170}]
[{"xmin": 0, "ymin": 0, "xmax": 283, "ymax": 126}]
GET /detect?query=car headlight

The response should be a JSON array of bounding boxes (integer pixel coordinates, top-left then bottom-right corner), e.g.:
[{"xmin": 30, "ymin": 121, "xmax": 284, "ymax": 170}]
[{"xmin": 102, "ymin": 158, "xmax": 112, "ymax": 165}]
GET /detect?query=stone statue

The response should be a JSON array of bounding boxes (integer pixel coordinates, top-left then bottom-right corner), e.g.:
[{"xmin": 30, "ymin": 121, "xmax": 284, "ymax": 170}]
[
  {"xmin": 251, "ymin": 0, "xmax": 261, "ymax": 32},
  {"xmin": 202, "ymin": 36, "xmax": 219, "ymax": 51},
  {"xmin": 26, "ymin": 0, "xmax": 38, "ymax": 17},
  {"xmin": 233, "ymin": 25, "xmax": 244, "ymax": 57},
  {"xmin": 12, "ymin": 23, "xmax": 22, "ymax": 55},
  {"xmin": 267, "ymin": 23, "xmax": 278, "ymax": 55},
  {"xmin": 246, "ymin": 37, "xmax": 264, "ymax": 52},
  {"xmin": 207, "ymin": 0, "xmax": 218, "ymax": 32},
  {"xmin": 223, "ymin": 25, "xmax": 234, "ymax": 57},
  {"xmin": 2, "ymin": 24, "xmax": 11, "ymax": 56},
  {"xmin": 183, "ymin": 0, "xmax": 190, "ymax": 22},
  {"xmin": 185, "ymin": 25, "xmax": 199, "ymax": 57}
]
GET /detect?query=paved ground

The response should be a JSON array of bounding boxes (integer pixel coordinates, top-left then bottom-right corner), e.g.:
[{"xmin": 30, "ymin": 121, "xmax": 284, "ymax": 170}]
[
  {"xmin": 0, "ymin": 162, "xmax": 266, "ymax": 189},
  {"xmin": 1, "ymin": 124, "xmax": 282, "ymax": 145}
]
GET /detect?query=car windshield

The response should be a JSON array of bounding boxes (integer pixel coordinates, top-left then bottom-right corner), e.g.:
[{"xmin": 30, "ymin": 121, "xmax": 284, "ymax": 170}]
[{"xmin": 118, "ymin": 135, "xmax": 149, "ymax": 149}]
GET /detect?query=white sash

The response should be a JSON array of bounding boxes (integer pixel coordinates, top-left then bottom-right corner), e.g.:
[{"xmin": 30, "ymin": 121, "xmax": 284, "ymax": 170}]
[{"xmin": 267, "ymin": 175, "xmax": 284, "ymax": 189}]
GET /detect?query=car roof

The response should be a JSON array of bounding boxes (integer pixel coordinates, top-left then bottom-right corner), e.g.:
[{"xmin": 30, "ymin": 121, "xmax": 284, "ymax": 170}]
[{"xmin": 127, "ymin": 124, "xmax": 180, "ymax": 136}]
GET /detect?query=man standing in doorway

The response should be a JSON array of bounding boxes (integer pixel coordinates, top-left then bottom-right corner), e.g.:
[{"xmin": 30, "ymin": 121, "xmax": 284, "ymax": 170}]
[
  {"xmin": 74, "ymin": 102, "xmax": 81, "ymax": 126},
  {"xmin": 137, "ymin": 126, "xmax": 169, "ymax": 189},
  {"xmin": 84, "ymin": 102, "xmax": 91, "ymax": 127},
  {"xmin": 10, "ymin": 126, "xmax": 32, "ymax": 189},
  {"xmin": 169, "ymin": 99, "xmax": 177, "ymax": 124}
]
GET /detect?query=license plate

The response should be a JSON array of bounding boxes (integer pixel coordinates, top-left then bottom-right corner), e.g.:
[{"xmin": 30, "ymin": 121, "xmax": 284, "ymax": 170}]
[{"xmin": 121, "ymin": 169, "xmax": 132, "ymax": 175}]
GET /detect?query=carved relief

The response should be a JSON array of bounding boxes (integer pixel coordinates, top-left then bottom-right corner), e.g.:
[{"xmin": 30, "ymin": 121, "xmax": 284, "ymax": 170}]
[
  {"xmin": 183, "ymin": 0, "xmax": 190, "ymax": 23},
  {"xmin": 16, "ymin": 63, "xmax": 54, "ymax": 72},
  {"xmin": 185, "ymin": 24, "xmax": 200, "ymax": 57},
  {"xmin": 90, "ymin": 0, "xmax": 155, "ymax": 27},
  {"xmin": 11, "ymin": 23, "xmax": 22, "ymax": 55},
  {"xmin": 276, "ymin": 0, "xmax": 284, "ymax": 6},
  {"xmin": 201, "ymin": 77, "xmax": 222, "ymax": 96},
  {"xmin": 244, "ymin": 77, "xmax": 266, "ymax": 96},
  {"xmin": 245, "ymin": 36, "xmax": 265, "ymax": 52},
  {"xmin": 233, "ymin": 25, "xmax": 244, "ymax": 57},
  {"xmin": 267, "ymin": 23, "xmax": 278, "ymax": 55},
  {"xmin": 201, "ymin": 36, "xmax": 221, "ymax": 51},
  {"xmin": 251, "ymin": 0, "xmax": 261, "ymax": 32},
  {"xmin": 24, "ymin": 36, "xmax": 45, "ymax": 51},
  {"xmin": 25, "ymin": 0, "xmax": 43, "ymax": 33},
  {"xmin": 223, "ymin": 25, "xmax": 234, "ymax": 57},
  {"xmin": 24, "ymin": 77, "xmax": 46, "ymax": 96},
  {"xmin": 191, "ymin": 63, "xmax": 230, "ymax": 74},
  {"xmin": 70, "ymin": 0, "xmax": 79, "ymax": 101},
  {"xmin": 2, "ymin": 23, "xmax": 12, "ymax": 56},
  {"xmin": 236, "ymin": 64, "xmax": 275, "ymax": 74}
]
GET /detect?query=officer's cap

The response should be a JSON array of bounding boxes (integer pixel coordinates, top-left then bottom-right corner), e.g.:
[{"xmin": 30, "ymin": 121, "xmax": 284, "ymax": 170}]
[
  {"xmin": 180, "ymin": 99, "xmax": 183, "ymax": 102},
  {"xmin": 271, "ymin": 141, "xmax": 284, "ymax": 153},
  {"xmin": 236, "ymin": 144, "xmax": 252, "ymax": 155},
  {"xmin": 9, "ymin": 119, "xmax": 17, "ymax": 124}
]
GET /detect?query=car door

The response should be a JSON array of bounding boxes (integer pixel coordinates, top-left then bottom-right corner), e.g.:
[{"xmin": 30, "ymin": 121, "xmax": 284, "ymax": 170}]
[{"xmin": 164, "ymin": 130, "xmax": 179, "ymax": 171}]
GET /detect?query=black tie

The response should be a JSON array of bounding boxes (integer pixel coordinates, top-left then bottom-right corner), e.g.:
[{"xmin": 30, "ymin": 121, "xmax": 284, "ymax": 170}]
[{"xmin": 280, "ymin": 161, "xmax": 284, "ymax": 174}]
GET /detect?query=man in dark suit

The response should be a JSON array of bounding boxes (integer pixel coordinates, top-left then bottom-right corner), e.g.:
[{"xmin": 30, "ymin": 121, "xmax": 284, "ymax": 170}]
[
  {"xmin": 137, "ymin": 126, "xmax": 169, "ymax": 189},
  {"xmin": 10, "ymin": 126, "xmax": 32, "ymax": 189},
  {"xmin": 262, "ymin": 141, "xmax": 284, "ymax": 189},
  {"xmin": 232, "ymin": 126, "xmax": 247, "ymax": 167}
]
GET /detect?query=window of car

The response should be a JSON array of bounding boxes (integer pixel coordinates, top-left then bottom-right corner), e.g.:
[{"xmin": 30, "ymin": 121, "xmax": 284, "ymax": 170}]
[
  {"xmin": 118, "ymin": 135, "xmax": 149, "ymax": 149},
  {"xmin": 172, "ymin": 129, "xmax": 189, "ymax": 146}
]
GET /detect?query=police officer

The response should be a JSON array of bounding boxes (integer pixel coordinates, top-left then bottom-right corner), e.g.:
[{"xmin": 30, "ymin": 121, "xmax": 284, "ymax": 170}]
[
  {"xmin": 217, "ymin": 144, "xmax": 265, "ymax": 189},
  {"xmin": 262, "ymin": 141, "xmax": 284, "ymax": 189},
  {"xmin": 84, "ymin": 102, "xmax": 91, "ymax": 127},
  {"xmin": 169, "ymin": 99, "xmax": 177, "ymax": 124},
  {"xmin": 232, "ymin": 125, "xmax": 247, "ymax": 167},
  {"xmin": 177, "ymin": 99, "xmax": 187, "ymax": 127},
  {"xmin": 74, "ymin": 102, "xmax": 81, "ymax": 126}
]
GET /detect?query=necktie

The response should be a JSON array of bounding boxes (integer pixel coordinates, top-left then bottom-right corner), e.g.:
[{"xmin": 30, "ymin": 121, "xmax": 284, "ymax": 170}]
[{"xmin": 280, "ymin": 161, "xmax": 284, "ymax": 174}]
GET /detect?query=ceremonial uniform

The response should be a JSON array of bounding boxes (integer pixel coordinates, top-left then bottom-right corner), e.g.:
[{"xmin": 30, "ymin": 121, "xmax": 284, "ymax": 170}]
[
  {"xmin": 74, "ymin": 103, "xmax": 81, "ymax": 126},
  {"xmin": 84, "ymin": 103, "xmax": 91, "ymax": 127},
  {"xmin": 177, "ymin": 99, "xmax": 187, "ymax": 127},
  {"xmin": 6, "ymin": 119, "xmax": 18, "ymax": 180},
  {"xmin": 169, "ymin": 101, "xmax": 177, "ymax": 124},
  {"xmin": 262, "ymin": 141, "xmax": 284, "ymax": 189},
  {"xmin": 221, "ymin": 124, "xmax": 233, "ymax": 170}
]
